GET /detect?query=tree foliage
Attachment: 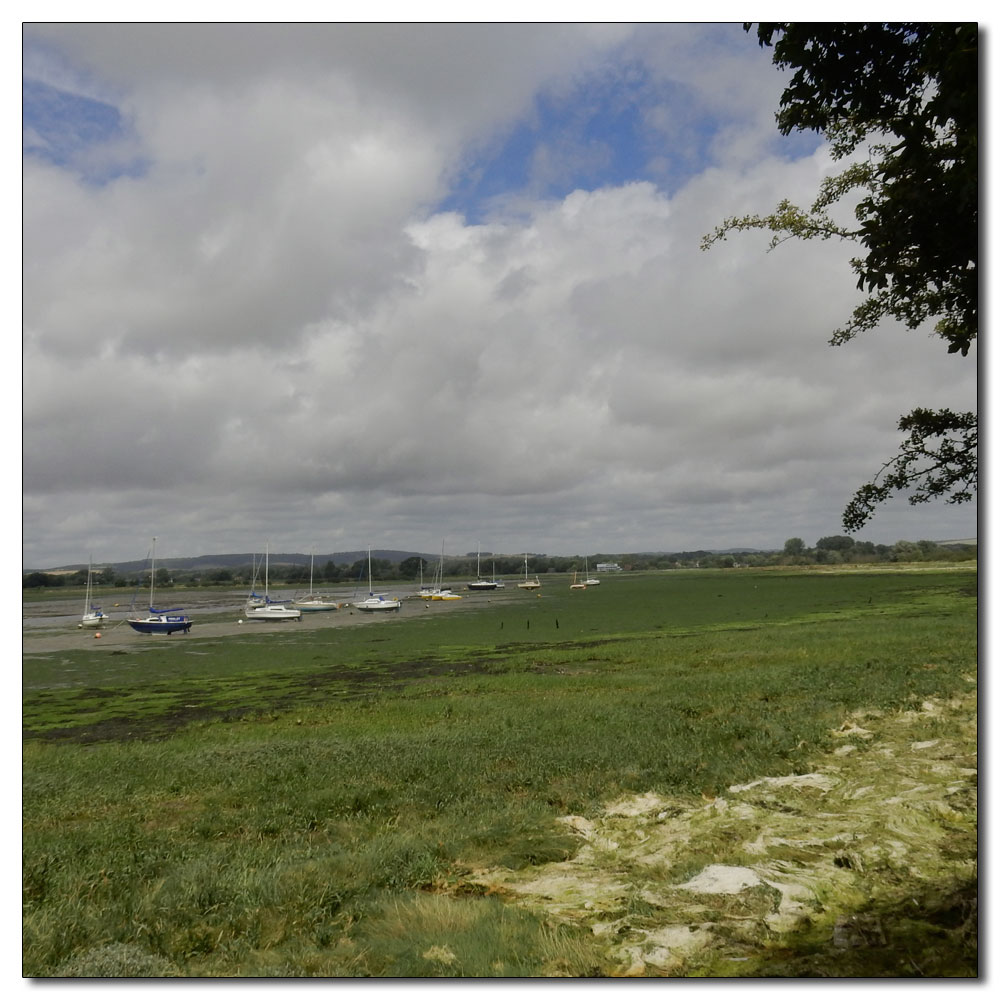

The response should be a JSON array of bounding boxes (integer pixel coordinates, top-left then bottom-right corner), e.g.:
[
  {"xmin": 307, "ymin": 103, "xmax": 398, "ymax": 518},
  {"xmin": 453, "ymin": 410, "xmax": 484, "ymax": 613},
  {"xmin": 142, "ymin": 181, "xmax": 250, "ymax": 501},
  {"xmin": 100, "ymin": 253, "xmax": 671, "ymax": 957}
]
[
  {"xmin": 398, "ymin": 556, "xmax": 428, "ymax": 580},
  {"xmin": 702, "ymin": 23, "xmax": 978, "ymax": 530},
  {"xmin": 816, "ymin": 535, "xmax": 855, "ymax": 552},
  {"xmin": 841, "ymin": 406, "xmax": 977, "ymax": 531},
  {"xmin": 783, "ymin": 537, "xmax": 805, "ymax": 556}
]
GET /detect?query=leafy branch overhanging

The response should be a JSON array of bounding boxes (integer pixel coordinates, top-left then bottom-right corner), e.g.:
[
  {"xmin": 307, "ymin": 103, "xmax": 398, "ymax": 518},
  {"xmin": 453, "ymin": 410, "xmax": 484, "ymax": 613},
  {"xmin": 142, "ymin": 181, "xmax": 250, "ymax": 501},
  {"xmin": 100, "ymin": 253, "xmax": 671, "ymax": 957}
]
[{"xmin": 701, "ymin": 23, "xmax": 977, "ymax": 531}]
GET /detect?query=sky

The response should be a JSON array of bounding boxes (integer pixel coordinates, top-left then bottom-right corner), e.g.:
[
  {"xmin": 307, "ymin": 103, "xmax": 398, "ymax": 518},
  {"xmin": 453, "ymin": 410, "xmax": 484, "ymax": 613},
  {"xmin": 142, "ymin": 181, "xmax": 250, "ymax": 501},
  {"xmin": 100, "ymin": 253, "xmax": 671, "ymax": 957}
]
[{"xmin": 20, "ymin": 18, "xmax": 980, "ymax": 569}]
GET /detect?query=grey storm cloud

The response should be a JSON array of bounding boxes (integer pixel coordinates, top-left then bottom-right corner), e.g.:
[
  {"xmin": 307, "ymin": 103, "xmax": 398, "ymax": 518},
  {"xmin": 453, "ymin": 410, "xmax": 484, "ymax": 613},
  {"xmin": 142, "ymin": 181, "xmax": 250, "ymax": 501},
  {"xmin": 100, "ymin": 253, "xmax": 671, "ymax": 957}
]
[{"xmin": 21, "ymin": 22, "xmax": 977, "ymax": 568}]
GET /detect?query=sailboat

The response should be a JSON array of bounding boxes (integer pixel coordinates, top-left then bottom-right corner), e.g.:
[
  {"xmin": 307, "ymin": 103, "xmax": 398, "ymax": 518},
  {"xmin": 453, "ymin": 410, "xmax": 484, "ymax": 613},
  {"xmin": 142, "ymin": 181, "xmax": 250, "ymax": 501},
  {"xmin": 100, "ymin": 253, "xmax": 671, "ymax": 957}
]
[
  {"xmin": 245, "ymin": 545, "xmax": 302, "ymax": 621},
  {"xmin": 584, "ymin": 558, "xmax": 600, "ymax": 587},
  {"xmin": 293, "ymin": 554, "xmax": 341, "ymax": 612},
  {"xmin": 415, "ymin": 556, "xmax": 433, "ymax": 599},
  {"xmin": 570, "ymin": 570, "xmax": 587, "ymax": 590},
  {"xmin": 415, "ymin": 554, "xmax": 440, "ymax": 599},
  {"xmin": 467, "ymin": 545, "xmax": 499, "ymax": 591},
  {"xmin": 353, "ymin": 548, "xmax": 402, "ymax": 612},
  {"xmin": 417, "ymin": 543, "xmax": 461, "ymax": 600},
  {"xmin": 78, "ymin": 558, "xmax": 109, "ymax": 628},
  {"xmin": 517, "ymin": 553, "xmax": 541, "ymax": 590},
  {"xmin": 126, "ymin": 538, "xmax": 194, "ymax": 634}
]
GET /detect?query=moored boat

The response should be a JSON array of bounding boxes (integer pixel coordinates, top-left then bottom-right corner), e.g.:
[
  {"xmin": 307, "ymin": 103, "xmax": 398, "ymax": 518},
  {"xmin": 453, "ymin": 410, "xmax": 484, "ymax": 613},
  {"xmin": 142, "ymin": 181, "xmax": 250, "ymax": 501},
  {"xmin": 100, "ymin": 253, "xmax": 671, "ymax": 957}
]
[
  {"xmin": 79, "ymin": 558, "xmax": 109, "ymax": 628},
  {"xmin": 355, "ymin": 593, "xmax": 403, "ymax": 611},
  {"xmin": 416, "ymin": 543, "xmax": 461, "ymax": 601},
  {"xmin": 467, "ymin": 545, "xmax": 499, "ymax": 590},
  {"xmin": 293, "ymin": 554, "xmax": 341, "ymax": 611},
  {"xmin": 246, "ymin": 597, "xmax": 302, "ymax": 621},
  {"xmin": 127, "ymin": 538, "xmax": 194, "ymax": 634},
  {"xmin": 245, "ymin": 546, "xmax": 301, "ymax": 621},
  {"xmin": 354, "ymin": 547, "xmax": 401, "ymax": 612},
  {"xmin": 517, "ymin": 553, "xmax": 541, "ymax": 590}
]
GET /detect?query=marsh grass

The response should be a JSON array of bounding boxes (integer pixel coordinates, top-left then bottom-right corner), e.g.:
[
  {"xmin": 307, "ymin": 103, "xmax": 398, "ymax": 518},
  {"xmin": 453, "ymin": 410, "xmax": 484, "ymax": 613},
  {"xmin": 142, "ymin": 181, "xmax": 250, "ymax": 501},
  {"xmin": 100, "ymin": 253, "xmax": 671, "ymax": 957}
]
[
  {"xmin": 346, "ymin": 892, "xmax": 605, "ymax": 977},
  {"xmin": 22, "ymin": 568, "xmax": 976, "ymax": 976}
]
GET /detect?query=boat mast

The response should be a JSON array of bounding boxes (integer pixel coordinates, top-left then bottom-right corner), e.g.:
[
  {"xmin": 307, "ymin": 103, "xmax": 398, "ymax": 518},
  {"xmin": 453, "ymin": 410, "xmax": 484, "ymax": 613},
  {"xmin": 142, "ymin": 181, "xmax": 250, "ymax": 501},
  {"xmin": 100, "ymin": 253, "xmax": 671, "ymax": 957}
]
[
  {"xmin": 83, "ymin": 556, "xmax": 92, "ymax": 615},
  {"xmin": 150, "ymin": 537, "xmax": 157, "ymax": 609}
]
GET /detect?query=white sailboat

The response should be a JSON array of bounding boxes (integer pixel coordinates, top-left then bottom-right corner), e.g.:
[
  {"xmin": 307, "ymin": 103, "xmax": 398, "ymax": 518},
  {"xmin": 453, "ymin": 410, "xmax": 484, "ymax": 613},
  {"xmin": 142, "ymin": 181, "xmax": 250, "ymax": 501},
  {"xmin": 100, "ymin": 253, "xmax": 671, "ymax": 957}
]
[
  {"xmin": 245, "ymin": 545, "xmax": 302, "ymax": 621},
  {"xmin": 517, "ymin": 553, "xmax": 541, "ymax": 590},
  {"xmin": 126, "ymin": 538, "xmax": 194, "ymax": 634},
  {"xmin": 354, "ymin": 548, "xmax": 402, "ymax": 612},
  {"xmin": 417, "ymin": 543, "xmax": 461, "ymax": 600},
  {"xmin": 293, "ymin": 554, "xmax": 341, "ymax": 612},
  {"xmin": 570, "ymin": 570, "xmax": 587, "ymax": 590},
  {"xmin": 467, "ymin": 544, "xmax": 499, "ymax": 591},
  {"xmin": 415, "ymin": 558, "xmax": 434, "ymax": 599},
  {"xmin": 78, "ymin": 558, "xmax": 109, "ymax": 628},
  {"xmin": 584, "ymin": 557, "xmax": 600, "ymax": 587},
  {"xmin": 415, "ymin": 553, "xmax": 439, "ymax": 599}
]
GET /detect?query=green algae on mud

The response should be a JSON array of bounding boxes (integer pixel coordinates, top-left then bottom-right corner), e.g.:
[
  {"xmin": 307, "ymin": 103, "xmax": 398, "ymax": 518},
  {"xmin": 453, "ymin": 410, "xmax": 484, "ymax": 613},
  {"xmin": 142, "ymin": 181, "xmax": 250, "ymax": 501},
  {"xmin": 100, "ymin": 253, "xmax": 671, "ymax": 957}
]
[{"xmin": 23, "ymin": 567, "xmax": 975, "ymax": 742}]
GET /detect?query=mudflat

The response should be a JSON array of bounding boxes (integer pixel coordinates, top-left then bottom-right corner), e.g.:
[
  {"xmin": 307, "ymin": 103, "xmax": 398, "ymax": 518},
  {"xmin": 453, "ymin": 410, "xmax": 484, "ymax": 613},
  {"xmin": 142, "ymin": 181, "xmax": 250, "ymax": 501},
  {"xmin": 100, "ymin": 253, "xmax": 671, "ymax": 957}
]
[{"xmin": 22, "ymin": 585, "xmax": 524, "ymax": 654}]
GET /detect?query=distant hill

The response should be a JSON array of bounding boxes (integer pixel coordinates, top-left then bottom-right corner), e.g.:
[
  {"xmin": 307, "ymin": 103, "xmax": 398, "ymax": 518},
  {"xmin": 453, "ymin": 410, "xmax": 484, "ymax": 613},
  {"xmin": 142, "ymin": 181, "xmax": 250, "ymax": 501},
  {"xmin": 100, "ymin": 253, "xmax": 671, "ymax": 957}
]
[
  {"xmin": 630, "ymin": 548, "xmax": 772, "ymax": 557},
  {"xmin": 30, "ymin": 539, "xmax": 975, "ymax": 574},
  {"xmin": 36, "ymin": 546, "xmax": 775, "ymax": 573},
  {"xmin": 40, "ymin": 551, "xmax": 439, "ymax": 574}
]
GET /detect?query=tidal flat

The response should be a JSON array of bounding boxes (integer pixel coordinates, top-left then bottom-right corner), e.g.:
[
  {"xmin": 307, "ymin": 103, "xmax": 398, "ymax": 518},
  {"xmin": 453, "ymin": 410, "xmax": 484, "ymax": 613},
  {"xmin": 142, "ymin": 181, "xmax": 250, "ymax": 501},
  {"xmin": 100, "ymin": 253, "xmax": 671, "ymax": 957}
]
[{"xmin": 23, "ymin": 566, "xmax": 977, "ymax": 977}]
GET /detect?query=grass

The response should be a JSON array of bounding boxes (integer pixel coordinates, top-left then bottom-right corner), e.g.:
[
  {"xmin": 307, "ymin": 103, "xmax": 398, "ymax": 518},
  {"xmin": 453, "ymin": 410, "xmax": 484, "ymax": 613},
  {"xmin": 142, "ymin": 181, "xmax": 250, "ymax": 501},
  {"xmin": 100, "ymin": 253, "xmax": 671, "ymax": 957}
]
[{"xmin": 22, "ymin": 566, "xmax": 977, "ymax": 977}]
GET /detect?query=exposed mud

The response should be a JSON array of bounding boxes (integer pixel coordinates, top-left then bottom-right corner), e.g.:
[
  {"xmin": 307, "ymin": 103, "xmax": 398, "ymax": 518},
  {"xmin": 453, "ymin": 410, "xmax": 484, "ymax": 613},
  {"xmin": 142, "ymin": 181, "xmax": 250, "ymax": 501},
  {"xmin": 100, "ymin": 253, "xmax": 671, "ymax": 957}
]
[
  {"xmin": 22, "ymin": 587, "xmax": 543, "ymax": 743},
  {"xmin": 21, "ymin": 655, "xmax": 516, "ymax": 744},
  {"xmin": 457, "ymin": 683, "xmax": 978, "ymax": 977},
  {"xmin": 21, "ymin": 585, "xmax": 529, "ymax": 655}
]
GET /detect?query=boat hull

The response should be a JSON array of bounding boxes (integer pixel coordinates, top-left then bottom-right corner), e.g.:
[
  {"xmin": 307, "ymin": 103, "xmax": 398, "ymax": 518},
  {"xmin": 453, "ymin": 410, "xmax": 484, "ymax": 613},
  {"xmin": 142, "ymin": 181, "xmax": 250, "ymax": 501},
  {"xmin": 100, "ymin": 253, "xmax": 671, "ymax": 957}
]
[
  {"xmin": 127, "ymin": 616, "xmax": 193, "ymax": 635},
  {"xmin": 245, "ymin": 605, "xmax": 302, "ymax": 621},
  {"xmin": 354, "ymin": 597, "xmax": 401, "ymax": 611},
  {"xmin": 79, "ymin": 613, "xmax": 108, "ymax": 628}
]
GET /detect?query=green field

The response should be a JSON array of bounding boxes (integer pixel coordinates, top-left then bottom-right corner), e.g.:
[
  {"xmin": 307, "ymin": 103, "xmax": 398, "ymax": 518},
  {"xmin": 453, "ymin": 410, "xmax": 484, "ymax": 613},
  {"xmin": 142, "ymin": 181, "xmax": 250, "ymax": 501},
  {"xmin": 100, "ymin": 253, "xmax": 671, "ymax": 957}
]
[{"xmin": 23, "ymin": 567, "xmax": 978, "ymax": 977}]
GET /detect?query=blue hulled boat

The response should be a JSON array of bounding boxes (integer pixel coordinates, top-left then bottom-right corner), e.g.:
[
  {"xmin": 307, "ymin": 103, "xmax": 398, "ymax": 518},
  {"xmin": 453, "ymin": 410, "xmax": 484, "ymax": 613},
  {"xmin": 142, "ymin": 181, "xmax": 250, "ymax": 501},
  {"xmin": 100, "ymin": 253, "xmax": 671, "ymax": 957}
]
[
  {"xmin": 127, "ymin": 608, "xmax": 193, "ymax": 635},
  {"xmin": 127, "ymin": 537, "xmax": 193, "ymax": 635}
]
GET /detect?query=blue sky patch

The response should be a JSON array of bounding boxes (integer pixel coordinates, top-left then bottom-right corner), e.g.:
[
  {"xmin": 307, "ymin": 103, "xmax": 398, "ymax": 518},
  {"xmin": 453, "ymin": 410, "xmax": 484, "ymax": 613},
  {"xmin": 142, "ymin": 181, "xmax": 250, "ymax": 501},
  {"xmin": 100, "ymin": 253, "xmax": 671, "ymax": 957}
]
[
  {"xmin": 23, "ymin": 78, "xmax": 147, "ymax": 183},
  {"xmin": 438, "ymin": 59, "xmax": 823, "ymax": 223},
  {"xmin": 440, "ymin": 65, "xmax": 660, "ymax": 221}
]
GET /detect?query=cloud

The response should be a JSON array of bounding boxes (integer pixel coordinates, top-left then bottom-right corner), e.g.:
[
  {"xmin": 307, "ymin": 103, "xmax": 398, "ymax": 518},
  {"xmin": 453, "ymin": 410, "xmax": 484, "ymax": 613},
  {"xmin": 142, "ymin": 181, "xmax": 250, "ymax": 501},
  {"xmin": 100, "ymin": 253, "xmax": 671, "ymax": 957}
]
[{"xmin": 21, "ymin": 24, "xmax": 977, "ymax": 568}]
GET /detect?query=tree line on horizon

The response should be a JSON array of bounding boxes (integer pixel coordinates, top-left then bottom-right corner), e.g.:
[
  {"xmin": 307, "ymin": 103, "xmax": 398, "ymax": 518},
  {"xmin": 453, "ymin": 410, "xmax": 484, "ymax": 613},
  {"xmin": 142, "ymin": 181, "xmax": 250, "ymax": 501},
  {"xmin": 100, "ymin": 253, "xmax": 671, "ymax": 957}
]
[{"xmin": 22, "ymin": 537, "xmax": 976, "ymax": 590}]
